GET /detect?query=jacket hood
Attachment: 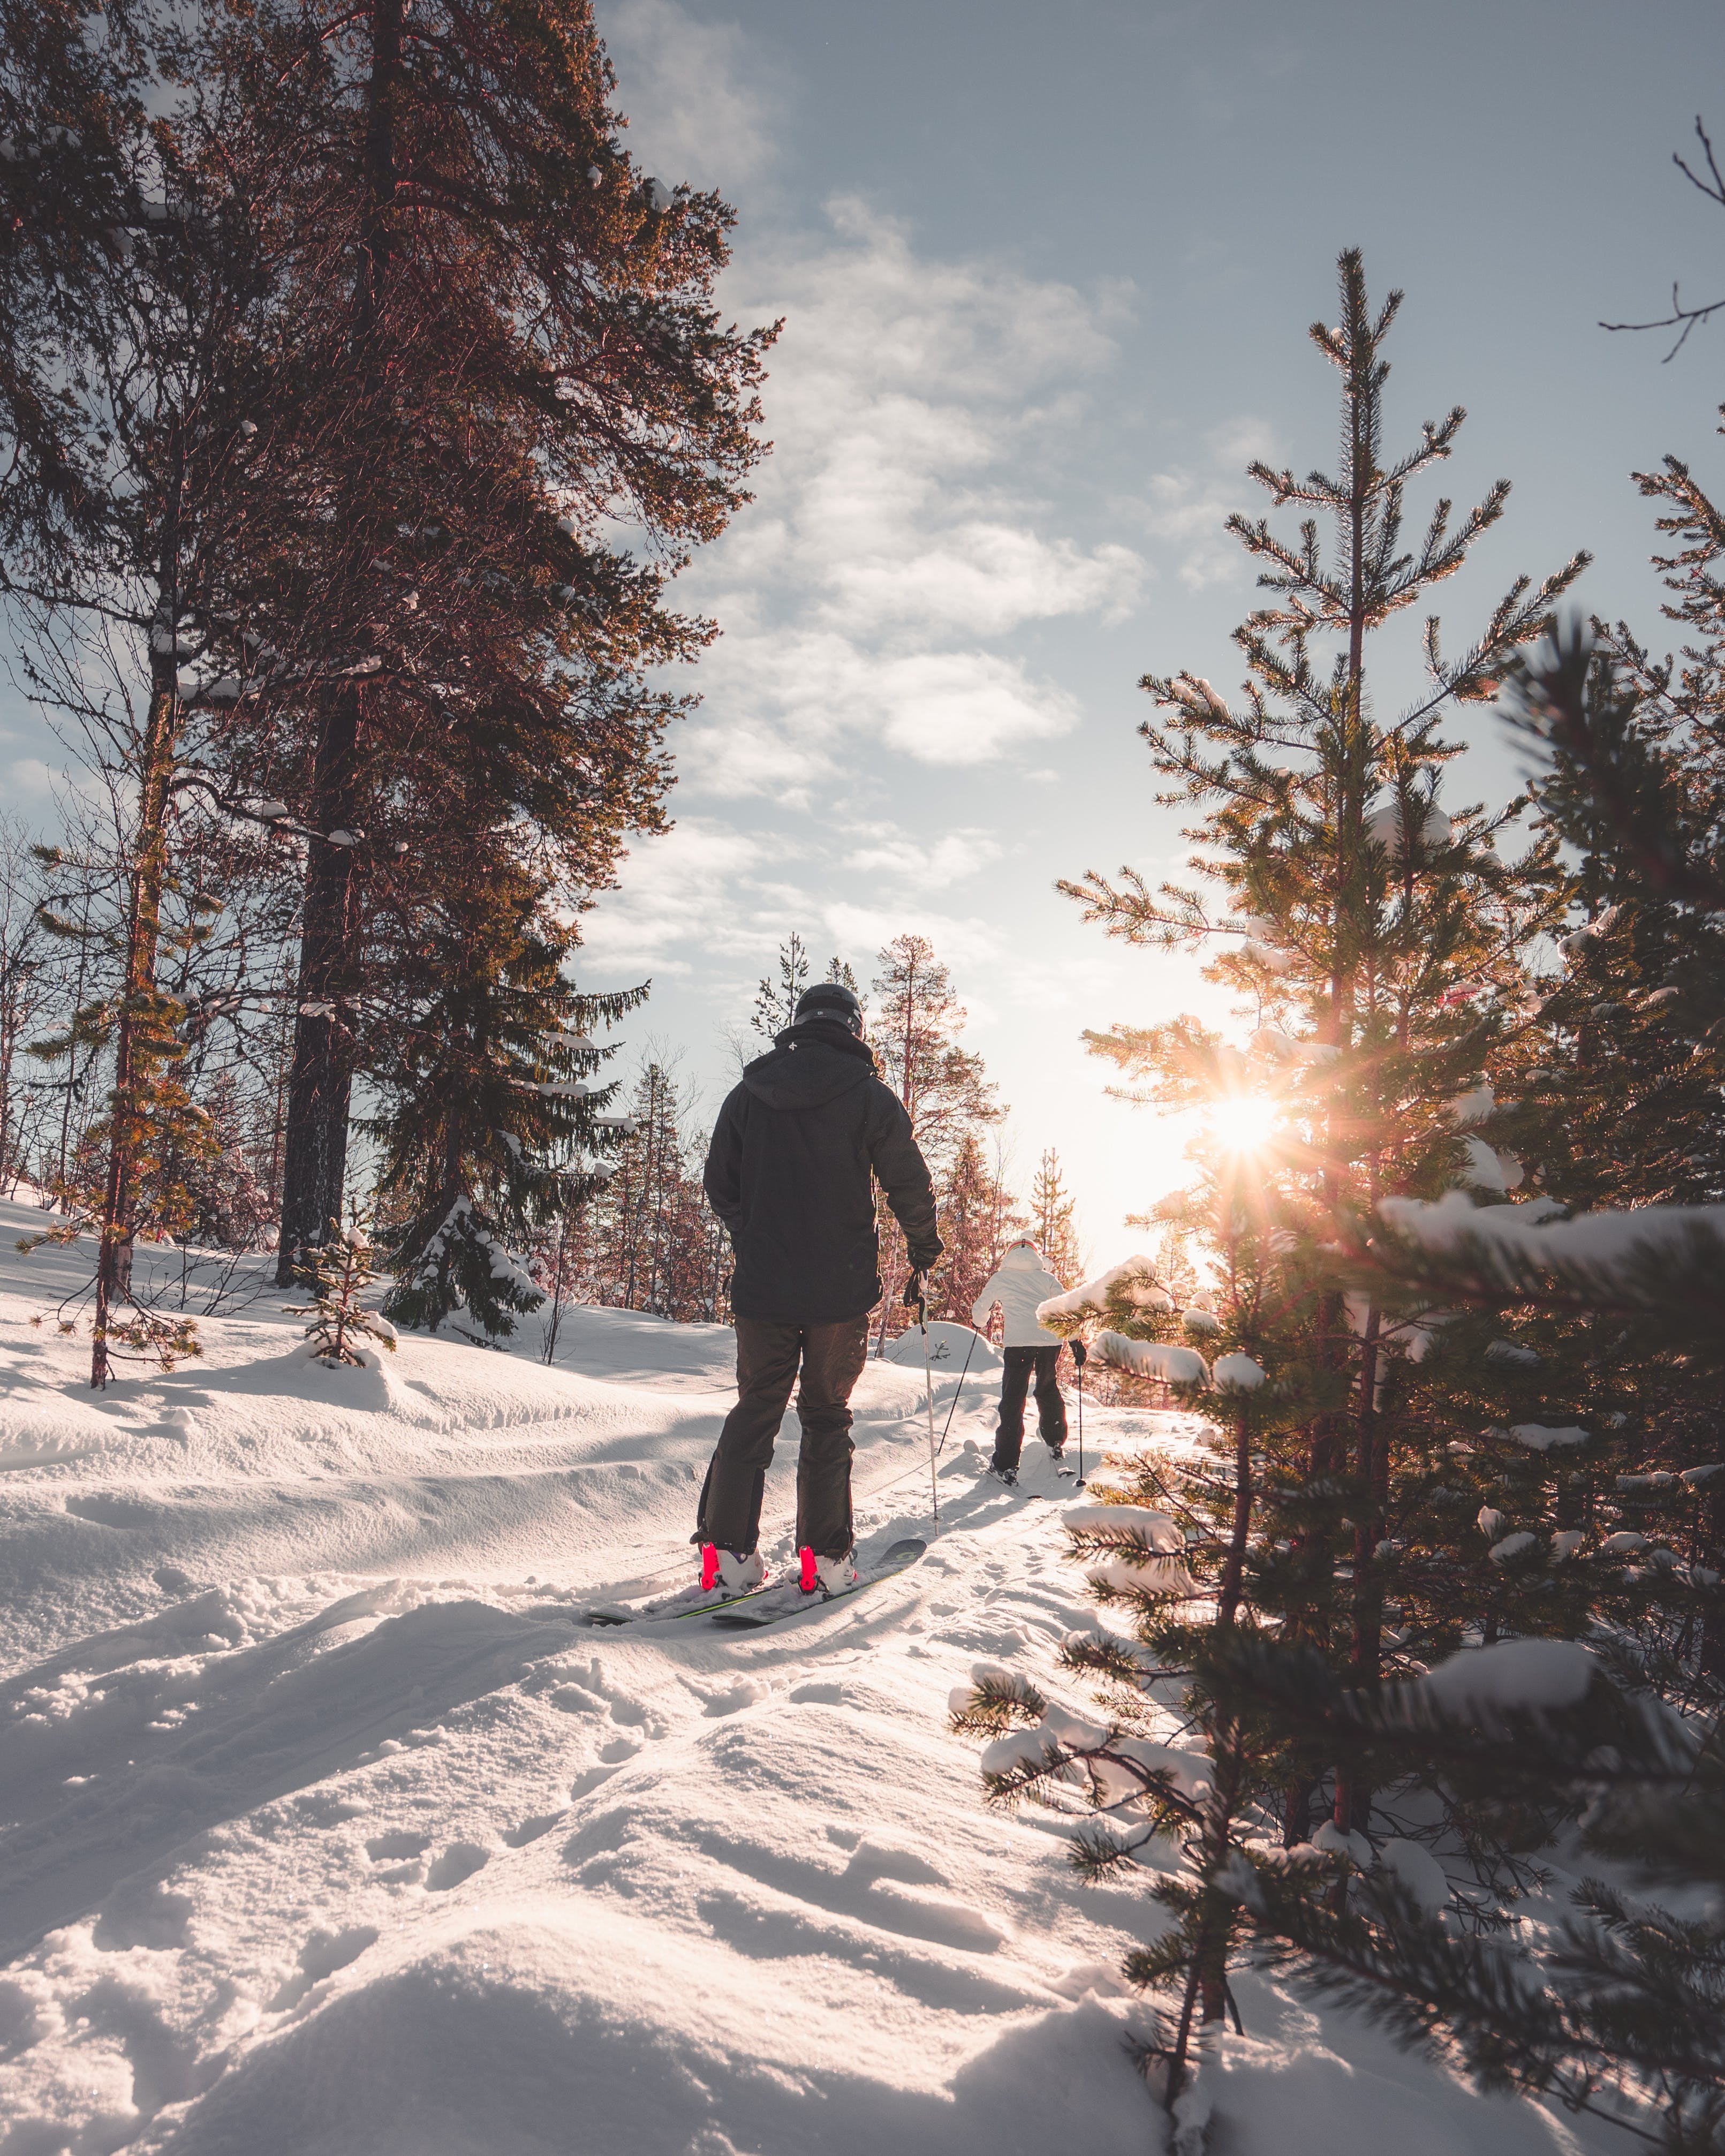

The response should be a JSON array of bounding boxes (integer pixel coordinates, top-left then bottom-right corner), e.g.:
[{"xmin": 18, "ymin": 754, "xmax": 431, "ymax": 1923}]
[
  {"xmin": 742, "ymin": 1018, "xmax": 877, "ymax": 1111},
  {"xmin": 1001, "ymin": 1241, "xmax": 1046, "ymax": 1268}
]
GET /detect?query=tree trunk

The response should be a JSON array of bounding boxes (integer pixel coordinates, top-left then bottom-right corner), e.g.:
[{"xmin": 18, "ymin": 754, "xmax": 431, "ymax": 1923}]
[
  {"xmin": 1335, "ymin": 1306, "xmax": 1383, "ymax": 1835},
  {"xmin": 1701, "ymin": 1482, "xmax": 1725, "ymax": 1686},
  {"xmin": 93, "ymin": 664, "xmax": 180, "ymax": 1385},
  {"xmin": 1216, "ymin": 1407, "xmax": 1253, "ymax": 1629},
  {"xmin": 277, "ymin": 686, "xmax": 362, "ymax": 1281},
  {"xmin": 276, "ymin": 0, "xmax": 404, "ymax": 1284}
]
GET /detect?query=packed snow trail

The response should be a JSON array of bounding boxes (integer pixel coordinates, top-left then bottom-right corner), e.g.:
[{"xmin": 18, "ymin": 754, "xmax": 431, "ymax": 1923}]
[{"xmin": 0, "ymin": 1202, "xmax": 1599, "ymax": 2155}]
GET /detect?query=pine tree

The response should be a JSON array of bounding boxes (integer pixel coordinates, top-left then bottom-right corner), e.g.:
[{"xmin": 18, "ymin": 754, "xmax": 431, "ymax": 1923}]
[
  {"xmin": 1064, "ymin": 246, "xmax": 1586, "ymax": 1807},
  {"xmin": 1030, "ymin": 1146, "xmax": 1084, "ymax": 1283},
  {"xmin": 931, "ymin": 1129, "xmax": 997, "ymax": 1323},
  {"xmin": 995, "ymin": 249, "xmax": 1593, "ymax": 2104},
  {"xmin": 869, "ymin": 932, "xmax": 1001, "ymax": 1343},
  {"xmin": 232, "ymin": 0, "xmax": 775, "ymax": 1280},
  {"xmin": 288, "ymin": 1216, "xmax": 397, "ymax": 1365},
  {"xmin": 1, "ymin": 5, "xmax": 306, "ymax": 1379},
  {"xmin": 751, "ymin": 933, "xmax": 809, "ymax": 1039},
  {"xmin": 582, "ymin": 1059, "xmax": 723, "ymax": 1321},
  {"xmin": 372, "ymin": 851, "xmax": 639, "ymax": 1340},
  {"xmin": 983, "ymin": 1138, "xmax": 1031, "ymax": 1278}
]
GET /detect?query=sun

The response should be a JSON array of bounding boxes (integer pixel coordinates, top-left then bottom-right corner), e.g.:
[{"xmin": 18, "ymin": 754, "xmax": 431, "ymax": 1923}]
[{"xmin": 1205, "ymin": 1092, "xmax": 1278, "ymax": 1156}]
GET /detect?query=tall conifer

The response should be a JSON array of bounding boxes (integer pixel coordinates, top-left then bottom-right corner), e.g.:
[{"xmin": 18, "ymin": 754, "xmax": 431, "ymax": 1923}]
[{"xmin": 229, "ymin": 0, "xmax": 774, "ymax": 1277}]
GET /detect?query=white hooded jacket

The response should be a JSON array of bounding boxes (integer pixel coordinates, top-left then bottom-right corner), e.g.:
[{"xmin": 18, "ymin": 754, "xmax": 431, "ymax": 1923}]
[{"xmin": 972, "ymin": 1242, "xmax": 1067, "ymax": 1349}]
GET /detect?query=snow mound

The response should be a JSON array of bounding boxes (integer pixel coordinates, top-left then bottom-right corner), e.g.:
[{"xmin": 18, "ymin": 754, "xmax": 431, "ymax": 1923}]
[{"xmin": 881, "ymin": 1321, "xmax": 1002, "ymax": 1372}]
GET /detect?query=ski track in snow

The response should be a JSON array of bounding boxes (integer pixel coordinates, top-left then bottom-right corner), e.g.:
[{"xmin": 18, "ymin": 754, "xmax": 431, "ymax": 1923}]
[{"xmin": 0, "ymin": 1204, "xmax": 1599, "ymax": 2155}]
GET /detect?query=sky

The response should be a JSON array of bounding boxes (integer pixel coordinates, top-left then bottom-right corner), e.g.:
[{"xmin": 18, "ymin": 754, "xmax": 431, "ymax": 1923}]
[
  {"xmin": 3, "ymin": 0, "xmax": 1723, "ymax": 1265},
  {"xmin": 555, "ymin": 0, "xmax": 1725, "ymax": 1262}
]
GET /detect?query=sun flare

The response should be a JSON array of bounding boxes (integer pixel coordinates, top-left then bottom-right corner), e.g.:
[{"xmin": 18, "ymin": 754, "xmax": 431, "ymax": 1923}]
[{"xmin": 1205, "ymin": 1092, "xmax": 1278, "ymax": 1156}]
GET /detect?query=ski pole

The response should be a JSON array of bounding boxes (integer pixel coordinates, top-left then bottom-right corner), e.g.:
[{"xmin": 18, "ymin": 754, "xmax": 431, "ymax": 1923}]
[
  {"xmin": 1071, "ymin": 1336, "xmax": 1088, "ymax": 1489},
  {"xmin": 934, "ymin": 1326, "xmax": 979, "ymax": 1459},
  {"xmin": 905, "ymin": 1270, "xmax": 937, "ymax": 1522}
]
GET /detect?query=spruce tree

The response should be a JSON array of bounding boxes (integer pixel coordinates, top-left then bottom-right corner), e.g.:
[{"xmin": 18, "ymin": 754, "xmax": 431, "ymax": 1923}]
[
  {"xmin": 932, "ymin": 1129, "xmax": 997, "ymax": 1323},
  {"xmin": 288, "ymin": 1216, "xmax": 397, "ymax": 1366},
  {"xmin": 1063, "ymin": 245, "xmax": 1586, "ymax": 1815},
  {"xmin": 371, "ymin": 851, "xmax": 640, "ymax": 1340},
  {"xmin": 1030, "ymin": 1146, "xmax": 1084, "ymax": 1282},
  {"xmin": 582, "ymin": 1060, "xmax": 725, "ymax": 1319}
]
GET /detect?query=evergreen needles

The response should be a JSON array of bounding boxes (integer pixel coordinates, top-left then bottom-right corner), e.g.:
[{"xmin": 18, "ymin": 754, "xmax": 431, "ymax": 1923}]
[{"xmin": 286, "ymin": 1216, "xmax": 396, "ymax": 1366}]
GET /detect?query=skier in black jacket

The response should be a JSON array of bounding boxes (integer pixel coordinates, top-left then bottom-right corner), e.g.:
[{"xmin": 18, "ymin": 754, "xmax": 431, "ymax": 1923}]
[{"xmin": 697, "ymin": 980, "xmax": 942, "ymax": 1601}]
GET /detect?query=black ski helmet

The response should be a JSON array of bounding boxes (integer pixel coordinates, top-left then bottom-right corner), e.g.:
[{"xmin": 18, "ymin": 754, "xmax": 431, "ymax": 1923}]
[{"xmin": 793, "ymin": 981, "xmax": 864, "ymax": 1037}]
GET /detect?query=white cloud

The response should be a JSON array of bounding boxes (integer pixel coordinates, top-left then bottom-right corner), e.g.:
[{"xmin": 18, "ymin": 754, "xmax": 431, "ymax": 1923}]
[
  {"xmin": 583, "ymin": 803, "xmax": 1011, "ymax": 989},
  {"xmin": 842, "ymin": 828, "xmax": 1001, "ymax": 890},
  {"xmin": 597, "ymin": 0, "xmax": 783, "ymax": 193},
  {"xmin": 1133, "ymin": 416, "xmax": 1281, "ymax": 592},
  {"xmin": 820, "ymin": 899, "xmax": 1000, "ymax": 973},
  {"xmin": 671, "ymin": 201, "xmax": 1144, "ymax": 799},
  {"xmin": 577, "ymin": 819, "xmax": 774, "ymax": 974}
]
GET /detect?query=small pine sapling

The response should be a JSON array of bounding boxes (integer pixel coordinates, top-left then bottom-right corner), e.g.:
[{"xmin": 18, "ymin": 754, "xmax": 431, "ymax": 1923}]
[{"xmin": 288, "ymin": 1217, "xmax": 397, "ymax": 1367}]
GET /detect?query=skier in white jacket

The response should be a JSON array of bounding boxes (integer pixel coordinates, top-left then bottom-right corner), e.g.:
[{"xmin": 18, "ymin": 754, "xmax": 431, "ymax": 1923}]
[{"xmin": 971, "ymin": 1239, "xmax": 1069, "ymax": 1485}]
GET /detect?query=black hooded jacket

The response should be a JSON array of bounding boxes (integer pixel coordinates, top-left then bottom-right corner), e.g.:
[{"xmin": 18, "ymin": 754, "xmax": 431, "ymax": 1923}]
[{"xmin": 703, "ymin": 1017, "xmax": 942, "ymax": 1322}]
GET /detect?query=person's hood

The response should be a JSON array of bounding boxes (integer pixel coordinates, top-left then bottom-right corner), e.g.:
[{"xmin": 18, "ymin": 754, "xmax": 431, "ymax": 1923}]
[
  {"xmin": 742, "ymin": 1017, "xmax": 878, "ymax": 1110},
  {"xmin": 1001, "ymin": 1242, "xmax": 1046, "ymax": 1269}
]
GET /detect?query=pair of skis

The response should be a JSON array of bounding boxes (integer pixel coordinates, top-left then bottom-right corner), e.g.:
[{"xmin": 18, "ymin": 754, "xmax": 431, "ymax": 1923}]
[{"xmin": 584, "ymin": 1537, "xmax": 927, "ymax": 1631}]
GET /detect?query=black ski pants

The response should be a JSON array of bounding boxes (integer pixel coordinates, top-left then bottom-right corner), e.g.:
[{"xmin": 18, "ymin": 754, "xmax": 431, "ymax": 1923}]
[
  {"xmin": 697, "ymin": 1313, "xmax": 870, "ymax": 1559},
  {"xmin": 992, "ymin": 1345, "xmax": 1068, "ymax": 1470}
]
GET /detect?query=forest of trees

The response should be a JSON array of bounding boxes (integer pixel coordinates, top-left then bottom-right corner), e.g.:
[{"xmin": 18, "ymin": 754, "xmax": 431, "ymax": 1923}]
[
  {"xmin": 0, "ymin": 0, "xmax": 1085, "ymax": 1374},
  {"xmin": 0, "ymin": 0, "xmax": 777, "ymax": 1376}
]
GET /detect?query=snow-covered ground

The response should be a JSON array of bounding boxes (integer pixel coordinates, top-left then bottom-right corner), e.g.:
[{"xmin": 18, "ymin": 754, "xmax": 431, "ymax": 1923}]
[{"xmin": 0, "ymin": 1201, "xmax": 1601, "ymax": 2154}]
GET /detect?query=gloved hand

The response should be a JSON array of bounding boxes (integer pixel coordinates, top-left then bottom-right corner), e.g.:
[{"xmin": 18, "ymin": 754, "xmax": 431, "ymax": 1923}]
[
  {"xmin": 907, "ymin": 1241, "xmax": 943, "ymax": 1272},
  {"xmin": 1070, "ymin": 1337, "xmax": 1088, "ymax": 1368},
  {"xmin": 902, "ymin": 1270, "xmax": 926, "ymax": 1311}
]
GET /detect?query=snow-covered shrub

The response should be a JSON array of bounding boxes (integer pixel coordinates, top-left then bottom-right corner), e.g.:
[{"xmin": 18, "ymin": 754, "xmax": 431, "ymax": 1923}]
[{"xmin": 383, "ymin": 1192, "xmax": 541, "ymax": 1342}]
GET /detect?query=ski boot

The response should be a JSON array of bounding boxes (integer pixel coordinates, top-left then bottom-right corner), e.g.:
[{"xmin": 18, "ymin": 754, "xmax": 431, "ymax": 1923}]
[
  {"xmin": 983, "ymin": 1462, "xmax": 1019, "ymax": 1488},
  {"xmin": 799, "ymin": 1547, "xmax": 859, "ymax": 1598},
  {"xmin": 700, "ymin": 1544, "xmax": 765, "ymax": 1598}
]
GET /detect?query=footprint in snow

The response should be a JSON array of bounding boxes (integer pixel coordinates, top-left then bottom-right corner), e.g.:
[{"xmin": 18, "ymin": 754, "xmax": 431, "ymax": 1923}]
[
  {"xmin": 269, "ymin": 1924, "xmax": 378, "ymax": 2009},
  {"xmin": 503, "ymin": 1812, "xmax": 565, "ymax": 1848},
  {"xmin": 548, "ymin": 1684, "xmax": 604, "ymax": 1714},
  {"xmin": 425, "ymin": 1842, "xmax": 490, "ymax": 1891},
  {"xmin": 597, "ymin": 1736, "xmax": 640, "ymax": 1763},
  {"xmin": 365, "ymin": 1830, "xmax": 429, "ymax": 1861}
]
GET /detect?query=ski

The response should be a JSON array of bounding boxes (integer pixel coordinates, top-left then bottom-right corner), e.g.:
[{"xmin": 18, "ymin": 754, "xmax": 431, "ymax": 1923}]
[
  {"xmin": 581, "ymin": 1576, "xmax": 779, "ymax": 1628},
  {"xmin": 707, "ymin": 1538, "xmax": 927, "ymax": 1630}
]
